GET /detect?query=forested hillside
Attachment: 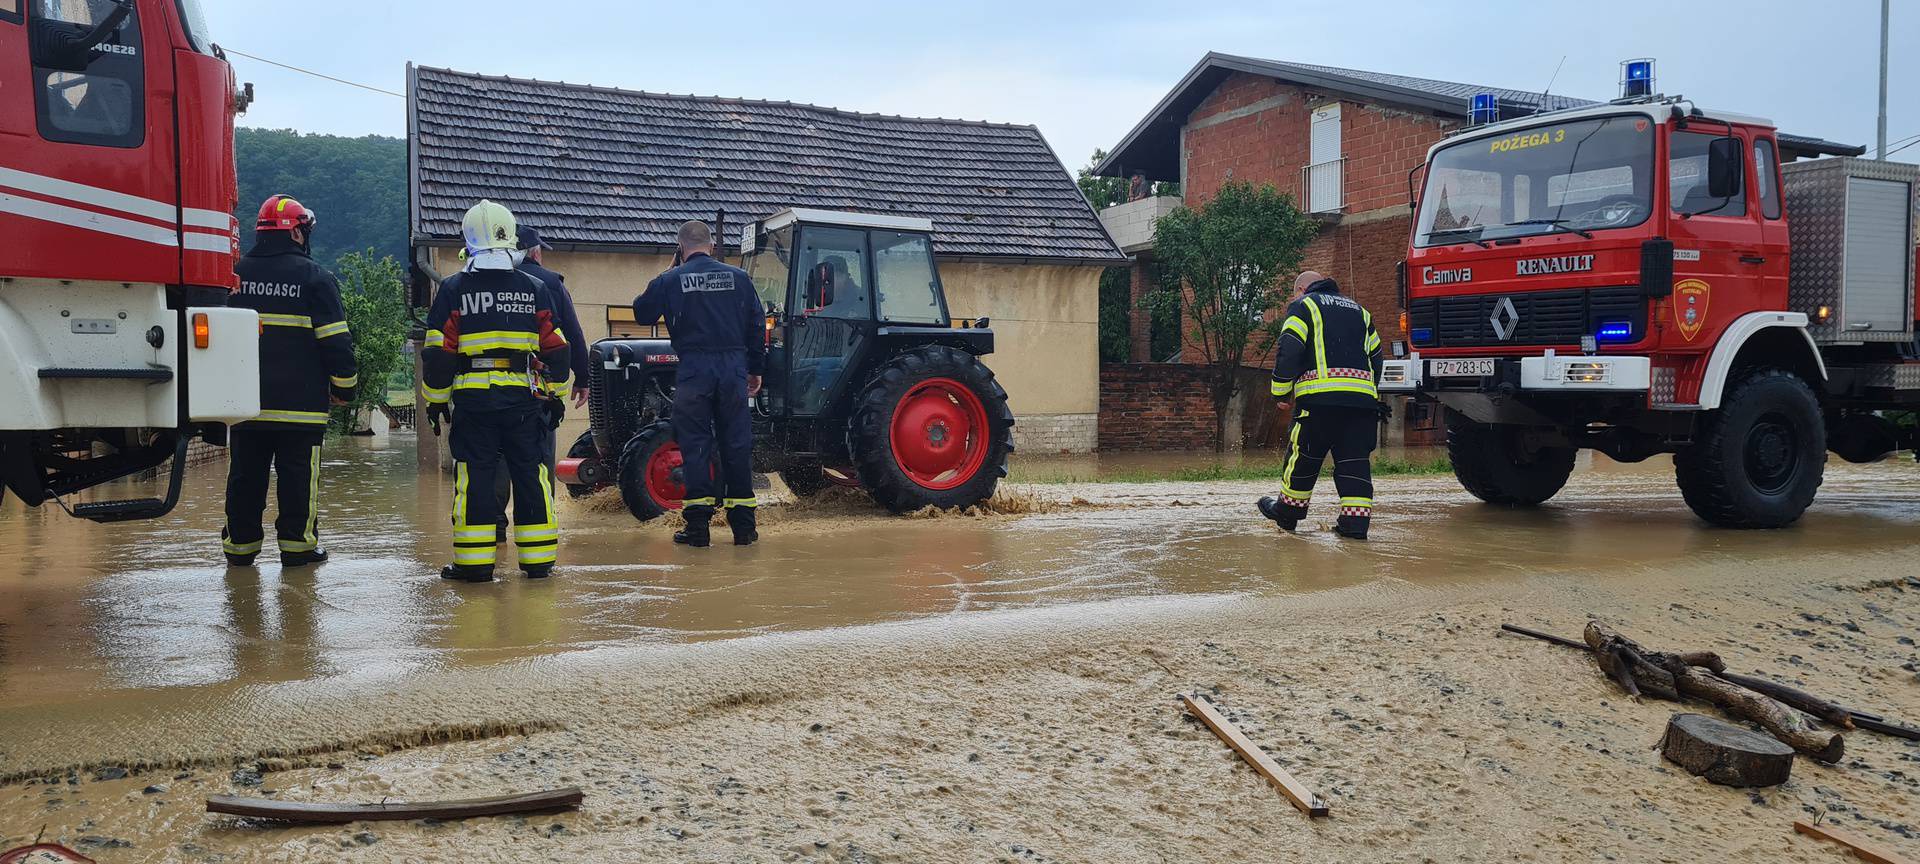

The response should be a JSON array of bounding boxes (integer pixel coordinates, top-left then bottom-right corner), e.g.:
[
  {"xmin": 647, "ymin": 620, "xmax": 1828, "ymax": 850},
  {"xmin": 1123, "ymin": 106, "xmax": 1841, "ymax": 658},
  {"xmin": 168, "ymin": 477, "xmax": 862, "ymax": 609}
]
[{"xmin": 233, "ymin": 128, "xmax": 407, "ymax": 266}]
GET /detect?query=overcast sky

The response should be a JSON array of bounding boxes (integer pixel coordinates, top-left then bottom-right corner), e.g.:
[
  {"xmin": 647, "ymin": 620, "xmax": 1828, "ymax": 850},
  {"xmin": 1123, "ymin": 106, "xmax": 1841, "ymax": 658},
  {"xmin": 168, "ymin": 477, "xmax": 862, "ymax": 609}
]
[{"xmin": 206, "ymin": 0, "xmax": 1918, "ymax": 168}]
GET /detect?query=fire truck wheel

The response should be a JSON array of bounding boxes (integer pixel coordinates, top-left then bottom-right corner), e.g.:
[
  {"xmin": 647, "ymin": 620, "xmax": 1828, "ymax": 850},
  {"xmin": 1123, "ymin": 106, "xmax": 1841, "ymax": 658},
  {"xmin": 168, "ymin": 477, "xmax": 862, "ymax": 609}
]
[
  {"xmin": 1445, "ymin": 410, "xmax": 1576, "ymax": 506},
  {"xmin": 617, "ymin": 422, "xmax": 686, "ymax": 522},
  {"xmin": 779, "ymin": 466, "xmax": 829, "ymax": 498},
  {"xmin": 1674, "ymin": 369, "xmax": 1826, "ymax": 529},
  {"xmin": 564, "ymin": 430, "xmax": 599, "ymax": 498},
  {"xmin": 851, "ymin": 345, "xmax": 1014, "ymax": 513}
]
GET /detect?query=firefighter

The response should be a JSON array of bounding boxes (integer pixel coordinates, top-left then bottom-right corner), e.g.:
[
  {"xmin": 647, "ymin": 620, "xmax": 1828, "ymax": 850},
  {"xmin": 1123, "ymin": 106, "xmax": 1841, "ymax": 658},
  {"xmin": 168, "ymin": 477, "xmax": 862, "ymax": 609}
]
[
  {"xmin": 423, "ymin": 201, "xmax": 572, "ymax": 582},
  {"xmin": 631, "ymin": 220, "xmax": 766, "ymax": 547},
  {"xmin": 1257, "ymin": 271, "xmax": 1386, "ymax": 540},
  {"xmin": 490, "ymin": 225, "xmax": 591, "ymax": 539},
  {"xmin": 221, "ymin": 194, "xmax": 357, "ymax": 568}
]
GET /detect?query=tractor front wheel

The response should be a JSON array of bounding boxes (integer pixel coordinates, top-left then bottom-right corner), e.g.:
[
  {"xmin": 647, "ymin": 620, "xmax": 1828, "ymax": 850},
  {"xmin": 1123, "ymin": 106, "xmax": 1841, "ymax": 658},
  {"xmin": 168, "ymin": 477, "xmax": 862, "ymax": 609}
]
[
  {"xmin": 617, "ymin": 421, "xmax": 686, "ymax": 522},
  {"xmin": 850, "ymin": 346, "xmax": 1013, "ymax": 513}
]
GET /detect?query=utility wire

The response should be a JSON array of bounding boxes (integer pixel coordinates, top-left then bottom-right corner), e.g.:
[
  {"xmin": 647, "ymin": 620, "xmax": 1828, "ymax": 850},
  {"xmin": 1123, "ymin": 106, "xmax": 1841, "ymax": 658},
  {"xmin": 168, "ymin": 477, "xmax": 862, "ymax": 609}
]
[{"xmin": 220, "ymin": 47, "xmax": 404, "ymax": 98}]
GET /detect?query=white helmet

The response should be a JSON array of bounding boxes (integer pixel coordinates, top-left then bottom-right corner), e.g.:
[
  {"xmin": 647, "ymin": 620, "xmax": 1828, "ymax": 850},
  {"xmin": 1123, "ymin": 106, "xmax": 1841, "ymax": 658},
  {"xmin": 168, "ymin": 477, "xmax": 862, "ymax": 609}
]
[{"xmin": 462, "ymin": 200, "xmax": 518, "ymax": 254}]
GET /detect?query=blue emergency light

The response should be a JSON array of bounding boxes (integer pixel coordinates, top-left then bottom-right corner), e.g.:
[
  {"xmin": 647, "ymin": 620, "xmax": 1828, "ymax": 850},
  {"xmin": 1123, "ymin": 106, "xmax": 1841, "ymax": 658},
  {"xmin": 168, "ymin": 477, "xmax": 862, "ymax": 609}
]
[
  {"xmin": 1469, "ymin": 93, "xmax": 1499, "ymax": 126},
  {"xmin": 1596, "ymin": 321, "xmax": 1634, "ymax": 342},
  {"xmin": 1411, "ymin": 327, "xmax": 1435, "ymax": 345},
  {"xmin": 1620, "ymin": 59, "xmax": 1655, "ymax": 99}
]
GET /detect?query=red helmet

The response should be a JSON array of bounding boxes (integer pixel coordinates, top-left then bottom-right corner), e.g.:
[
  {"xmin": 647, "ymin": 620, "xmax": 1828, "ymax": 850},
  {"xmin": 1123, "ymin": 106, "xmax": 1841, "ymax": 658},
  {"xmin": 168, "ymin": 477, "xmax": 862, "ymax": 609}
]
[{"xmin": 255, "ymin": 194, "xmax": 317, "ymax": 232}]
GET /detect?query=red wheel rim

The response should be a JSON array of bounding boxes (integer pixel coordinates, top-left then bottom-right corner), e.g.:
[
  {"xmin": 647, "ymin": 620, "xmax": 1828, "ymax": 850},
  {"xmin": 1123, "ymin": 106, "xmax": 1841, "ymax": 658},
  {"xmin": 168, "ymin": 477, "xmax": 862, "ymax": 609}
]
[
  {"xmin": 889, "ymin": 377, "xmax": 990, "ymax": 491},
  {"xmin": 646, "ymin": 441, "xmax": 685, "ymax": 510}
]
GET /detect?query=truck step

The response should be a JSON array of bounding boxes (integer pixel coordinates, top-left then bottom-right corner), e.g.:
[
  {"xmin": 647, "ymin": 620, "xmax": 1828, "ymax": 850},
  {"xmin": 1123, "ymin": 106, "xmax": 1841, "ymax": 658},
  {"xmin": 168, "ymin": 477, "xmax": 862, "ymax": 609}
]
[
  {"xmin": 38, "ymin": 366, "xmax": 173, "ymax": 383},
  {"xmin": 70, "ymin": 497, "xmax": 170, "ymax": 521}
]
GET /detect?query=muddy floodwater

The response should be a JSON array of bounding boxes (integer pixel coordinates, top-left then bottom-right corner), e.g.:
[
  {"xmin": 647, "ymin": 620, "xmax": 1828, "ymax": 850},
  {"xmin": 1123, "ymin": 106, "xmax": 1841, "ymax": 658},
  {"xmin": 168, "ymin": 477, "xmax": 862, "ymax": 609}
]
[{"xmin": 0, "ymin": 432, "xmax": 1916, "ymax": 716}]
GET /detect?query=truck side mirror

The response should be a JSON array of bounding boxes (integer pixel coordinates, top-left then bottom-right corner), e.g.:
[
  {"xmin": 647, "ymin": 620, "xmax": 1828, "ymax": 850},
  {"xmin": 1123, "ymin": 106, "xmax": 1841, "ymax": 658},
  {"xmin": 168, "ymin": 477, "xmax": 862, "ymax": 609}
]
[{"xmin": 1706, "ymin": 137, "xmax": 1743, "ymax": 200}]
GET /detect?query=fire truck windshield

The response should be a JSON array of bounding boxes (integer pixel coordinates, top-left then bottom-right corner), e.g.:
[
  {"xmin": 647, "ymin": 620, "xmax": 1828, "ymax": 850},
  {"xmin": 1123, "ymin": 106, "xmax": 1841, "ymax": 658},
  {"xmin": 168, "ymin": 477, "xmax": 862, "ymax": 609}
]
[
  {"xmin": 1414, "ymin": 114, "xmax": 1656, "ymax": 248},
  {"xmin": 176, "ymin": 0, "xmax": 214, "ymax": 52}
]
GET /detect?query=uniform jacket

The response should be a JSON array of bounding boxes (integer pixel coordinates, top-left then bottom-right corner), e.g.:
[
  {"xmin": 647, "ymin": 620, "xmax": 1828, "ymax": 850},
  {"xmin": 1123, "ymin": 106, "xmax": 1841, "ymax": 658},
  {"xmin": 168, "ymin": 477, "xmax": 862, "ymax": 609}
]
[
  {"xmin": 631, "ymin": 253, "xmax": 767, "ymax": 376},
  {"xmin": 1270, "ymin": 285, "xmax": 1384, "ymax": 410},
  {"xmin": 517, "ymin": 257, "xmax": 590, "ymax": 389},
  {"xmin": 422, "ymin": 254, "xmax": 571, "ymax": 413},
  {"xmin": 230, "ymin": 233, "xmax": 357, "ymax": 428}
]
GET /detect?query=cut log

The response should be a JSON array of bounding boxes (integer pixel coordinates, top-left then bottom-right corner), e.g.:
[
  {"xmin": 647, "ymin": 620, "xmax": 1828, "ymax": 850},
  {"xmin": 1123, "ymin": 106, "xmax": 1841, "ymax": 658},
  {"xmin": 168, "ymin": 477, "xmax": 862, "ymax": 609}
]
[
  {"xmin": 205, "ymin": 787, "xmax": 583, "ymax": 823},
  {"xmin": 1658, "ymin": 713, "xmax": 1794, "ymax": 787},
  {"xmin": 1499, "ymin": 623, "xmax": 1591, "ymax": 651},
  {"xmin": 1712, "ymin": 670, "xmax": 1855, "ymax": 728}
]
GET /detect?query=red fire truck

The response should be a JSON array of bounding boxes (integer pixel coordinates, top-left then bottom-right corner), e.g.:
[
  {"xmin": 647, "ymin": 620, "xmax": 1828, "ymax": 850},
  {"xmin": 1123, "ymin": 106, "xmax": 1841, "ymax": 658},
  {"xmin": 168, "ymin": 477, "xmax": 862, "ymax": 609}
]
[
  {"xmin": 1, "ymin": 0, "xmax": 257, "ymax": 521},
  {"xmin": 1387, "ymin": 61, "xmax": 1918, "ymax": 528}
]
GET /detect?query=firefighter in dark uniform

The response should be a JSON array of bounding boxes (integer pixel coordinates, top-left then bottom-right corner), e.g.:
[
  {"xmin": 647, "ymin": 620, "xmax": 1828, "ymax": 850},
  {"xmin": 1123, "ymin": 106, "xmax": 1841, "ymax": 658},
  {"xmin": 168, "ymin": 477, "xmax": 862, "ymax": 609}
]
[
  {"xmin": 489, "ymin": 225, "xmax": 590, "ymax": 539},
  {"xmin": 632, "ymin": 220, "xmax": 766, "ymax": 547},
  {"xmin": 1257, "ymin": 272, "xmax": 1385, "ymax": 540},
  {"xmin": 221, "ymin": 194, "xmax": 357, "ymax": 567},
  {"xmin": 423, "ymin": 201, "xmax": 573, "ymax": 582}
]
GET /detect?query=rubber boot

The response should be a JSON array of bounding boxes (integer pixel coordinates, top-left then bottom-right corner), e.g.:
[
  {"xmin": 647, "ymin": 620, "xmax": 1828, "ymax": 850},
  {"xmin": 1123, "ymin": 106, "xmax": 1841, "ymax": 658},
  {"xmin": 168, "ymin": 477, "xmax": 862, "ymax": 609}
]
[
  {"xmin": 1256, "ymin": 496, "xmax": 1298, "ymax": 533},
  {"xmin": 1334, "ymin": 514, "xmax": 1370, "ymax": 541},
  {"xmin": 225, "ymin": 552, "xmax": 257, "ymax": 568},
  {"xmin": 674, "ymin": 506, "xmax": 714, "ymax": 547},
  {"xmin": 440, "ymin": 564, "xmax": 496, "ymax": 583},
  {"xmin": 523, "ymin": 563, "xmax": 553, "ymax": 579},
  {"xmin": 281, "ymin": 548, "xmax": 329, "ymax": 567},
  {"xmin": 727, "ymin": 506, "xmax": 758, "ymax": 546}
]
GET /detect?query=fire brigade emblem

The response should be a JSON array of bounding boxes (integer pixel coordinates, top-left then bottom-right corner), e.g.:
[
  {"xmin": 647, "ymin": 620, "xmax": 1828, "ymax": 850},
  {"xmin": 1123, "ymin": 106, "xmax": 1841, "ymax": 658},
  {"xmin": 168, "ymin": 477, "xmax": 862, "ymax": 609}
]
[{"xmin": 1675, "ymin": 279, "xmax": 1710, "ymax": 341}]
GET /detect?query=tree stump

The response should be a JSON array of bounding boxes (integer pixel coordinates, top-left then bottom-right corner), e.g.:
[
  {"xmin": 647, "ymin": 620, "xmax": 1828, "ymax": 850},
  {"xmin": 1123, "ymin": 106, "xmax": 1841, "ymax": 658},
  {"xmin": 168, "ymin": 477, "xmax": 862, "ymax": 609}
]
[{"xmin": 1659, "ymin": 713, "xmax": 1794, "ymax": 787}]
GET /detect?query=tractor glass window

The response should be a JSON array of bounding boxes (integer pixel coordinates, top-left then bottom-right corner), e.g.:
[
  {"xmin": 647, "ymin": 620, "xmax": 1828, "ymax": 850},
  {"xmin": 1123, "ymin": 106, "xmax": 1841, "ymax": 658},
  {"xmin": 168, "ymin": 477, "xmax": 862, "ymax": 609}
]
[
  {"xmin": 794, "ymin": 227, "xmax": 870, "ymax": 319},
  {"xmin": 873, "ymin": 231, "xmax": 946, "ymax": 325},
  {"xmin": 1670, "ymin": 131, "xmax": 1746, "ymax": 217},
  {"xmin": 1415, "ymin": 114, "xmax": 1653, "ymax": 247},
  {"xmin": 1754, "ymin": 138, "xmax": 1782, "ymax": 220},
  {"xmin": 747, "ymin": 224, "xmax": 793, "ymax": 315},
  {"xmin": 32, "ymin": 0, "xmax": 144, "ymax": 148}
]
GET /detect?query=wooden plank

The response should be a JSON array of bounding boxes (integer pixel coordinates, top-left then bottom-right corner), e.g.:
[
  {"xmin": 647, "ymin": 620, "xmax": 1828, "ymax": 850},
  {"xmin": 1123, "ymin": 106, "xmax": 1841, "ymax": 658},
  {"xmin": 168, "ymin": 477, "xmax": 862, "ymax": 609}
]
[
  {"xmin": 1794, "ymin": 819, "xmax": 1919, "ymax": 864},
  {"xmin": 1180, "ymin": 693, "xmax": 1328, "ymax": 818},
  {"xmin": 206, "ymin": 787, "xmax": 583, "ymax": 824}
]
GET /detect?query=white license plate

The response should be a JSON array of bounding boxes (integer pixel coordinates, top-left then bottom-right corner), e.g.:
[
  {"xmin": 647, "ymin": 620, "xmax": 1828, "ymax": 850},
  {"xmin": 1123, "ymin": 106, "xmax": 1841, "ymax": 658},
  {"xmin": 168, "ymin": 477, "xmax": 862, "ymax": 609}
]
[{"xmin": 1429, "ymin": 359, "xmax": 1496, "ymax": 378}]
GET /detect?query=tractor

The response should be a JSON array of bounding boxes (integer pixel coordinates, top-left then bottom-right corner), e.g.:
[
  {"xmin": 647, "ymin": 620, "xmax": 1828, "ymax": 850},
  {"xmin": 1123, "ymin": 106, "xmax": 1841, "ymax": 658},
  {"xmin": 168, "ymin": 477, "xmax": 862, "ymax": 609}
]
[{"xmin": 557, "ymin": 208, "xmax": 1015, "ymax": 518}]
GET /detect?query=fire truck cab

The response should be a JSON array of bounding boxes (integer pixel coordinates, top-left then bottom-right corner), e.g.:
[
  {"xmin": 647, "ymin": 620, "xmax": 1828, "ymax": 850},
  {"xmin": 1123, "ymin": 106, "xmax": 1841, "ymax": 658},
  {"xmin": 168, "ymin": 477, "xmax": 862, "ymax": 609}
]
[
  {"xmin": 1, "ymin": 0, "xmax": 258, "ymax": 521},
  {"xmin": 1391, "ymin": 62, "xmax": 1918, "ymax": 528}
]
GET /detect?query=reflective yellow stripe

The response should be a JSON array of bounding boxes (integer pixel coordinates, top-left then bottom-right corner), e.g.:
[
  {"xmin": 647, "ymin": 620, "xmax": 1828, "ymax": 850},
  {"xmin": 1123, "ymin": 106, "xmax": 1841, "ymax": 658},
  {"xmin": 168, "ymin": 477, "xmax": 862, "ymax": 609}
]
[
  {"xmin": 304, "ymin": 442, "xmax": 319, "ymax": 548},
  {"xmin": 543, "ymin": 378, "xmax": 571, "ymax": 398},
  {"xmin": 1364, "ymin": 333, "xmax": 1382, "ymax": 352},
  {"xmin": 1339, "ymin": 496, "xmax": 1375, "ymax": 507},
  {"xmin": 1303, "ymin": 296, "xmax": 1329, "ymax": 380},
  {"xmin": 1282, "ymin": 316, "xmax": 1308, "ymax": 341},
  {"xmin": 723, "ymin": 497, "xmax": 758, "ymax": 509},
  {"xmin": 278, "ymin": 538, "xmax": 317, "ymax": 553},
  {"xmin": 423, "ymin": 385, "xmax": 451, "ymax": 403},
  {"xmin": 453, "ymin": 526, "xmax": 495, "ymax": 542},
  {"xmin": 259, "ymin": 313, "xmax": 313, "ymax": 328},
  {"xmin": 456, "ymin": 331, "xmax": 540, "ymax": 353},
  {"xmin": 514, "ymin": 516, "xmax": 559, "ymax": 566},
  {"xmin": 451, "ymin": 463, "xmax": 496, "ymax": 566},
  {"xmin": 1280, "ymin": 416, "xmax": 1307, "ymax": 500},
  {"xmin": 314, "ymin": 320, "xmax": 350, "ymax": 339},
  {"xmin": 223, "ymin": 538, "xmax": 263, "ymax": 555},
  {"xmin": 330, "ymin": 374, "xmax": 358, "ymax": 388},
  {"xmin": 681, "ymin": 497, "xmax": 717, "ymax": 507},
  {"xmin": 1271, "ymin": 379, "xmax": 1294, "ymax": 397},
  {"xmin": 454, "ymin": 546, "xmax": 496, "ymax": 565},
  {"xmin": 539, "ymin": 464, "xmax": 555, "ymax": 528},
  {"xmin": 253, "ymin": 409, "xmax": 329, "ymax": 425},
  {"xmin": 1294, "ymin": 378, "xmax": 1379, "ymax": 398},
  {"xmin": 454, "ymin": 370, "xmax": 537, "ymax": 390},
  {"xmin": 513, "ymin": 525, "xmax": 559, "ymax": 542},
  {"xmin": 424, "ymin": 329, "xmax": 445, "ymax": 349}
]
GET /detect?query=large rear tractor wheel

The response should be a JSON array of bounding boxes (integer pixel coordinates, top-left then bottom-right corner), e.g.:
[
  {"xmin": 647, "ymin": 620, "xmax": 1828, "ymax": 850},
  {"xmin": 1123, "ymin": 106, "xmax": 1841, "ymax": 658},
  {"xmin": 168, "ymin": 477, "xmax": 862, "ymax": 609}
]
[
  {"xmin": 618, "ymin": 421, "xmax": 687, "ymax": 522},
  {"xmin": 1674, "ymin": 369, "xmax": 1825, "ymax": 528},
  {"xmin": 1445, "ymin": 410, "xmax": 1577, "ymax": 507},
  {"xmin": 563, "ymin": 430, "xmax": 600, "ymax": 498},
  {"xmin": 851, "ymin": 346, "xmax": 1014, "ymax": 513}
]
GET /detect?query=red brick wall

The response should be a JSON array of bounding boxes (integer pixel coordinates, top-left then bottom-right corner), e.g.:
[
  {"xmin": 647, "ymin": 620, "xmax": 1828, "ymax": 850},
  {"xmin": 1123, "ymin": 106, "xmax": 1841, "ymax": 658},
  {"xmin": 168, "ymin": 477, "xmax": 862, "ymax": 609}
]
[
  {"xmin": 1098, "ymin": 364, "xmax": 1286, "ymax": 450},
  {"xmin": 1340, "ymin": 103, "xmax": 1457, "ymax": 213},
  {"xmin": 1183, "ymin": 75, "xmax": 1311, "ymax": 207}
]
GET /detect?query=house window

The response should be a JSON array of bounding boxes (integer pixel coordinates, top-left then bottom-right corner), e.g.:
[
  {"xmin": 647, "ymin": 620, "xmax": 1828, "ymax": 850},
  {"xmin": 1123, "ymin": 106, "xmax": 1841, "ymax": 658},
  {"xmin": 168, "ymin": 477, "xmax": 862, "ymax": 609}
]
[
  {"xmin": 32, "ymin": 0, "xmax": 145, "ymax": 148},
  {"xmin": 607, "ymin": 305, "xmax": 667, "ymax": 339},
  {"xmin": 1305, "ymin": 104, "xmax": 1343, "ymax": 213}
]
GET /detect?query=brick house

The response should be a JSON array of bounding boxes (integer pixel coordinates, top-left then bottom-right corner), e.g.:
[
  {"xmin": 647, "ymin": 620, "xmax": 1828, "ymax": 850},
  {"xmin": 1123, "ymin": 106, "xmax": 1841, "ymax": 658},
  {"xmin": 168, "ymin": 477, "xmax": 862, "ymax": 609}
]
[{"xmin": 1093, "ymin": 52, "xmax": 1861, "ymax": 448}]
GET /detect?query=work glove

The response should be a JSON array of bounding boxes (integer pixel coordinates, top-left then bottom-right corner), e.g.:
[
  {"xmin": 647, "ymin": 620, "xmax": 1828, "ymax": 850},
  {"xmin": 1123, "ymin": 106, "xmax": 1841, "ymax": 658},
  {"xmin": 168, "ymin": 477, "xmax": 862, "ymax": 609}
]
[
  {"xmin": 544, "ymin": 397, "xmax": 565, "ymax": 430},
  {"xmin": 427, "ymin": 402, "xmax": 450, "ymax": 436},
  {"xmin": 1375, "ymin": 399, "xmax": 1394, "ymax": 423}
]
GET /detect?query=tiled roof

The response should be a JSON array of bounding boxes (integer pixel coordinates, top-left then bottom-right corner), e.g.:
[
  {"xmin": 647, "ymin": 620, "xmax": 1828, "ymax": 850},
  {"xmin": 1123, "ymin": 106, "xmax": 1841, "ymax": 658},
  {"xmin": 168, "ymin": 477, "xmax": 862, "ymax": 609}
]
[
  {"xmin": 1098, "ymin": 52, "xmax": 1864, "ymax": 180},
  {"xmin": 407, "ymin": 65, "xmax": 1123, "ymax": 263}
]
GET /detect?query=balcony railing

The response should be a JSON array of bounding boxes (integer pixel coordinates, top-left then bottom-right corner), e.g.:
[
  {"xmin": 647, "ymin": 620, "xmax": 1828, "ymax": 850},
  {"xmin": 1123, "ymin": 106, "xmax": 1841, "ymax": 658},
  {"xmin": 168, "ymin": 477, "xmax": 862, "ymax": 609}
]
[{"xmin": 1301, "ymin": 157, "xmax": 1345, "ymax": 214}]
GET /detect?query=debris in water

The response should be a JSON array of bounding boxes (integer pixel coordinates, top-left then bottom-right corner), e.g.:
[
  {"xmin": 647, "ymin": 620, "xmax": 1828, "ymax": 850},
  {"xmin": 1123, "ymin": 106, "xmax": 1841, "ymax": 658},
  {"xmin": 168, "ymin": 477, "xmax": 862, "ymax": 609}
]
[
  {"xmin": 1658, "ymin": 713, "xmax": 1793, "ymax": 787},
  {"xmin": 205, "ymin": 787, "xmax": 584, "ymax": 823},
  {"xmin": 1179, "ymin": 693, "xmax": 1328, "ymax": 818}
]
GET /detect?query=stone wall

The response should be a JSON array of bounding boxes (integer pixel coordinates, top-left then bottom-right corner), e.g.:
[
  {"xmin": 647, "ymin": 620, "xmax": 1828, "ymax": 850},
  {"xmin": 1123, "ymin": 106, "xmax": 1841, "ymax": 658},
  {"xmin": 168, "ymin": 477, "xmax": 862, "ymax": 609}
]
[{"xmin": 1013, "ymin": 413, "xmax": 1098, "ymax": 455}]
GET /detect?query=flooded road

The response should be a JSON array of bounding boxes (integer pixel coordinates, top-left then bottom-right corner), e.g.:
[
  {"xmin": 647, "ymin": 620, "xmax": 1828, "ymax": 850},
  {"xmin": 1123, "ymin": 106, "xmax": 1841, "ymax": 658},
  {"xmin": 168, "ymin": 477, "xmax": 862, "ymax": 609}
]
[{"xmin": 0, "ymin": 430, "xmax": 1917, "ymax": 744}]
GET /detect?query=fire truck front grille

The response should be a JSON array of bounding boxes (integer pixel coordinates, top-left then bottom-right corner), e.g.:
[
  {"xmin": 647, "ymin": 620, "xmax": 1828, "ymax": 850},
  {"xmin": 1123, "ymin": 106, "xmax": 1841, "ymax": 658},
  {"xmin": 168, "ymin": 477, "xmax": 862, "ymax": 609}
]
[{"xmin": 1410, "ymin": 285, "xmax": 1646, "ymax": 348}]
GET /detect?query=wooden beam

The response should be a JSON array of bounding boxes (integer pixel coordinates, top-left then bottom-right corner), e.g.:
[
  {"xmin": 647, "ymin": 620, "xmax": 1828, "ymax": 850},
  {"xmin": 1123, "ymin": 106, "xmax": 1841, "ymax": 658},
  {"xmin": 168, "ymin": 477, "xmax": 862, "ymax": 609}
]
[
  {"xmin": 1180, "ymin": 694, "xmax": 1328, "ymax": 818},
  {"xmin": 1794, "ymin": 820, "xmax": 1918, "ymax": 864},
  {"xmin": 206, "ymin": 788, "xmax": 583, "ymax": 824}
]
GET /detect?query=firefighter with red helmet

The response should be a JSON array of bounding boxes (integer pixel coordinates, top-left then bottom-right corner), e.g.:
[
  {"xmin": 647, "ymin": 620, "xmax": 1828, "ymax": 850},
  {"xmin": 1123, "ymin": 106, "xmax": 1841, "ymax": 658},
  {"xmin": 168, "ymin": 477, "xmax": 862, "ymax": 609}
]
[
  {"xmin": 220, "ymin": 194, "xmax": 358, "ymax": 567},
  {"xmin": 1257, "ymin": 272, "xmax": 1385, "ymax": 540},
  {"xmin": 423, "ymin": 201, "xmax": 573, "ymax": 582}
]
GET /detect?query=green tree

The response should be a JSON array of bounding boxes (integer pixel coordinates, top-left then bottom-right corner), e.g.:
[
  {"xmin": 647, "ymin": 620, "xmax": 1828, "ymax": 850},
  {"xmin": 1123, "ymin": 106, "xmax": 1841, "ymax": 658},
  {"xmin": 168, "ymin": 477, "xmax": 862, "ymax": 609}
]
[
  {"xmin": 328, "ymin": 251, "xmax": 416, "ymax": 433},
  {"xmin": 234, "ymin": 128, "xmax": 407, "ymax": 268},
  {"xmin": 1140, "ymin": 182, "xmax": 1318, "ymax": 450}
]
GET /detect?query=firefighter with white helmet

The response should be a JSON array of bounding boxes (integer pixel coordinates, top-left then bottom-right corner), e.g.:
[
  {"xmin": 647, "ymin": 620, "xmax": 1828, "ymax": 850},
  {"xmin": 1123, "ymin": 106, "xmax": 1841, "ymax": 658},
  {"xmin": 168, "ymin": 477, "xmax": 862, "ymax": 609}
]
[
  {"xmin": 422, "ymin": 201, "xmax": 573, "ymax": 582},
  {"xmin": 220, "ymin": 194, "xmax": 357, "ymax": 567}
]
